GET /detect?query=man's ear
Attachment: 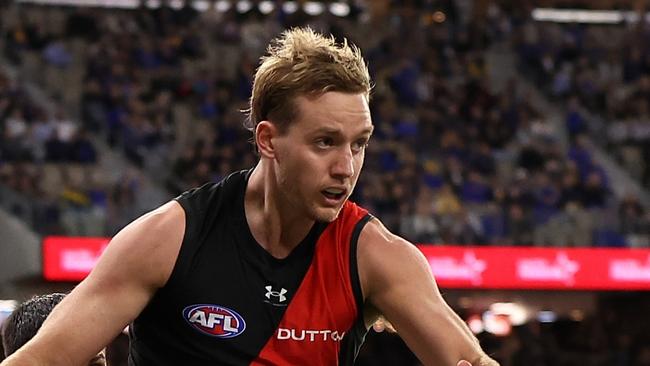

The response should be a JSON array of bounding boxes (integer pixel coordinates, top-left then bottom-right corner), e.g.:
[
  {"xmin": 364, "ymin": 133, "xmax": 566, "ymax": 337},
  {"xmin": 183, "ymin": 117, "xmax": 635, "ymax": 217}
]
[{"xmin": 255, "ymin": 121, "xmax": 278, "ymax": 159}]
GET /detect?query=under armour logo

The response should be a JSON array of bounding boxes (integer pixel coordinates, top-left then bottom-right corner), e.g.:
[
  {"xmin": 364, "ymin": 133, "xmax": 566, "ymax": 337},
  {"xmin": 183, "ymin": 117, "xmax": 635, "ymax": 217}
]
[{"xmin": 265, "ymin": 286, "xmax": 287, "ymax": 303}]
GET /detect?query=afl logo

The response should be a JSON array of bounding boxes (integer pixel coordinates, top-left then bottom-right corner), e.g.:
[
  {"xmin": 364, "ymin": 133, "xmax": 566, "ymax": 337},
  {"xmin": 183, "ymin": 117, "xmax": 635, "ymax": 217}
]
[{"xmin": 182, "ymin": 304, "xmax": 246, "ymax": 338}]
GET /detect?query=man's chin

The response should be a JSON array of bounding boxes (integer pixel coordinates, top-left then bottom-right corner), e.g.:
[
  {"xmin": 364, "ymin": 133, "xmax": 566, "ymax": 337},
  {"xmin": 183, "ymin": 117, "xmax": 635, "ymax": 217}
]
[{"xmin": 313, "ymin": 207, "xmax": 343, "ymax": 223}]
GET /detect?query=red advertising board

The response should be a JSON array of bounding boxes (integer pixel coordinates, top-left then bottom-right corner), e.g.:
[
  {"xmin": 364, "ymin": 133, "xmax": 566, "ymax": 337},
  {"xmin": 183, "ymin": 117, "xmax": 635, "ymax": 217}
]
[
  {"xmin": 418, "ymin": 245, "xmax": 650, "ymax": 290},
  {"xmin": 43, "ymin": 236, "xmax": 110, "ymax": 281},
  {"xmin": 42, "ymin": 236, "xmax": 650, "ymax": 290}
]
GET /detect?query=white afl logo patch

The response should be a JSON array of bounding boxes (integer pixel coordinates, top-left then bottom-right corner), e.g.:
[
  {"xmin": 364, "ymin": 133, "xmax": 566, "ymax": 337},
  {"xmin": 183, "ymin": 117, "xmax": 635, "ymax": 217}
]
[{"xmin": 182, "ymin": 304, "xmax": 246, "ymax": 338}]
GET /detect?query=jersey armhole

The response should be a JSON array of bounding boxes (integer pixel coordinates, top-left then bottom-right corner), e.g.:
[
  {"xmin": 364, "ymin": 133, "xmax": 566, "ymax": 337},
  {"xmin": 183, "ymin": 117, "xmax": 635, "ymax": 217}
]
[
  {"xmin": 164, "ymin": 197, "xmax": 197, "ymax": 288},
  {"xmin": 349, "ymin": 213, "xmax": 374, "ymax": 319}
]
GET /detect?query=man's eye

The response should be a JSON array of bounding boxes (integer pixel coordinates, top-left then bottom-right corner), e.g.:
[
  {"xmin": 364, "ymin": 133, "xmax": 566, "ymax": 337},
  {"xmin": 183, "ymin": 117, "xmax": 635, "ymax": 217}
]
[
  {"xmin": 352, "ymin": 140, "xmax": 369, "ymax": 152},
  {"xmin": 316, "ymin": 138, "xmax": 334, "ymax": 148}
]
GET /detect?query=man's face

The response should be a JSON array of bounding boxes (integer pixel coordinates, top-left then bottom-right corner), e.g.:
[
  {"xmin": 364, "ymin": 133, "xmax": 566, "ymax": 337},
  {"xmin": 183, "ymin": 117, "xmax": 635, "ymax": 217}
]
[{"xmin": 271, "ymin": 92, "xmax": 373, "ymax": 222}]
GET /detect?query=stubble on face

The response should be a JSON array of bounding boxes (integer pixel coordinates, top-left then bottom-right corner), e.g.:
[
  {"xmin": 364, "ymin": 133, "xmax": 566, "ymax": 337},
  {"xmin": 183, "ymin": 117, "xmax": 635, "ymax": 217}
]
[{"xmin": 271, "ymin": 92, "xmax": 372, "ymax": 223}]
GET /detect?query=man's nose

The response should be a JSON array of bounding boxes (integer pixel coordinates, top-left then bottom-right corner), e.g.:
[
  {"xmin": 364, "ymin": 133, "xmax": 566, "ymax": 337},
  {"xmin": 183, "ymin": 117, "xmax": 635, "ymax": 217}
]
[{"xmin": 331, "ymin": 147, "xmax": 354, "ymax": 179}]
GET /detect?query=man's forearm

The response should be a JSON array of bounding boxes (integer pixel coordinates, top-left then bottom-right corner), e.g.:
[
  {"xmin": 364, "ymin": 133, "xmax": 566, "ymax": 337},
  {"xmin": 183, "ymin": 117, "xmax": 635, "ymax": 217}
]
[
  {"xmin": 441, "ymin": 300, "xmax": 481, "ymax": 347},
  {"xmin": 444, "ymin": 302, "xmax": 498, "ymax": 365},
  {"xmin": 1, "ymin": 351, "xmax": 43, "ymax": 366},
  {"xmin": 1, "ymin": 341, "xmax": 79, "ymax": 366}
]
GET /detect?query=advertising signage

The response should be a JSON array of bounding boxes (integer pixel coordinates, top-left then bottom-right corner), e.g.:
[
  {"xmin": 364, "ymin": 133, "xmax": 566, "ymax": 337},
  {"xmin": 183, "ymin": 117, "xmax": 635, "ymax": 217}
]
[
  {"xmin": 42, "ymin": 237, "xmax": 650, "ymax": 290},
  {"xmin": 418, "ymin": 246, "xmax": 650, "ymax": 290},
  {"xmin": 43, "ymin": 236, "xmax": 110, "ymax": 281}
]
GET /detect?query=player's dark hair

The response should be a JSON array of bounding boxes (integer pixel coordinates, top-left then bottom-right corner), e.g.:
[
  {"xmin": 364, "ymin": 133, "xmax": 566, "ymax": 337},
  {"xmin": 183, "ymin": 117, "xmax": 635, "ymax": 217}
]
[{"xmin": 1, "ymin": 293, "xmax": 66, "ymax": 357}]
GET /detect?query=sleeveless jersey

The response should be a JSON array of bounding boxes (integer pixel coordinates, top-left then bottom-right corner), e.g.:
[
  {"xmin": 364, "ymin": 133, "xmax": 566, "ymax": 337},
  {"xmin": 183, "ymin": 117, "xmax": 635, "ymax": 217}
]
[{"xmin": 128, "ymin": 170, "xmax": 372, "ymax": 365}]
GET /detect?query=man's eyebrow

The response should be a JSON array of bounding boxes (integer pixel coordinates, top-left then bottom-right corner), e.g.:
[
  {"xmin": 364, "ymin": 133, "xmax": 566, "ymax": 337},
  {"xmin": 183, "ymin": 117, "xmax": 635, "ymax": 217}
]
[
  {"xmin": 361, "ymin": 126, "xmax": 375, "ymax": 135},
  {"xmin": 309, "ymin": 127, "xmax": 342, "ymax": 135},
  {"xmin": 310, "ymin": 126, "xmax": 374, "ymax": 134}
]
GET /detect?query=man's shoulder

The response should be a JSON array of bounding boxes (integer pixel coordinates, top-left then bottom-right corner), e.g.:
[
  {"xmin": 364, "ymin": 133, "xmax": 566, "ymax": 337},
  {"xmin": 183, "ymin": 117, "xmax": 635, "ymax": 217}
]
[
  {"xmin": 175, "ymin": 170, "xmax": 249, "ymax": 203},
  {"xmin": 173, "ymin": 170, "xmax": 250, "ymax": 224},
  {"xmin": 357, "ymin": 218, "xmax": 415, "ymax": 254},
  {"xmin": 113, "ymin": 201, "xmax": 186, "ymax": 243},
  {"xmin": 355, "ymin": 217, "xmax": 432, "ymax": 303}
]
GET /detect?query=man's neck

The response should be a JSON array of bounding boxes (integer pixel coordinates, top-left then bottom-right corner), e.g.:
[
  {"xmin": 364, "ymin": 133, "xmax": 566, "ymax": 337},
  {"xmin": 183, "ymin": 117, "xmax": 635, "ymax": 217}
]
[{"xmin": 245, "ymin": 164, "xmax": 315, "ymax": 259}]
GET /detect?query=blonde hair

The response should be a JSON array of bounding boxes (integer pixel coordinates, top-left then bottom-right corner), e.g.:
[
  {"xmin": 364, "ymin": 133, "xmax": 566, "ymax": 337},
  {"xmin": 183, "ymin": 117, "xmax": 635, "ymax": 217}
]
[{"xmin": 246, "ymin": 27, "xmax": 371, "ymax": 134}]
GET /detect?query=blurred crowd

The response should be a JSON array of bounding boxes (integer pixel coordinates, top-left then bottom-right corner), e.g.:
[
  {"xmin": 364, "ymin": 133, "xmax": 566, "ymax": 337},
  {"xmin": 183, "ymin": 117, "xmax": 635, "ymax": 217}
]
[
  {"xmin": 0, "ymin": 0, "xmax": 648, "ymax": 246},
  {"xmin": 511, "ymin": 11, "xmax": 650, "ymax": 246},
  {"xmin": 514, "ymin": 15, "xmax": 650, "ymax": 190},
  {"xmin": 357, "ymin": 293, "xmax": 650, "ymax": 366},
  {"xmin": 0, "ymin": 66, "xmax": 144, "ymax": 236}
]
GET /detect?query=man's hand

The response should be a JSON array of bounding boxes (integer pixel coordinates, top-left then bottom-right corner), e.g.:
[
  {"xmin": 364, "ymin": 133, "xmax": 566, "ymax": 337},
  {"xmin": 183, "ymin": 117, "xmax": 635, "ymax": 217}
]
[
  {"xmin": 371, "ymin": 315, "xmax": 397, "ymax": 333},
  {"xmin": 371, "ymin": 320, "xmax": 479, "ymax": 366},
  {"xmin": 459, "ymin": 357, "xmax": 500, "ymax": 366}
]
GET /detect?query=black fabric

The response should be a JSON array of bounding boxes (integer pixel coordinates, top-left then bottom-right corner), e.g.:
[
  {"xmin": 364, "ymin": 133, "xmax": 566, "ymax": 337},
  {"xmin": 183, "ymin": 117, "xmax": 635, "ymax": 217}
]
[
  {"xmin": 338, "ymin": 214, "xmax": 373, "ymax": 365},
  {"xmin": 128, "ymin": 170, "xmax": 326, "ymax": 366}
]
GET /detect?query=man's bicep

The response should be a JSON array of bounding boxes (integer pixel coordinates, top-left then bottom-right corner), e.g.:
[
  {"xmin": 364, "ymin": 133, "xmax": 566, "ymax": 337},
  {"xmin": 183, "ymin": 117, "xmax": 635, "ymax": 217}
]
[
  {"xmin": 30, "ymin": 264, "xmax": 153, "ymax": 365},
  {"xmin": 6, "ymin": 201, "xmax": 185, "ymax": 365},
  {"xmin": 359, "ymin": 222, "xmax": 488, "ymax": 365}
]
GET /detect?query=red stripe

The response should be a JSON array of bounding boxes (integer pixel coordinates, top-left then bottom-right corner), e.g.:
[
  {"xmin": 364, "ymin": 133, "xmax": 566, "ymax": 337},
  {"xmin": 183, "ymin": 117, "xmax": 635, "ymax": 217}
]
[{"xmin": 251, "ymin": 202, "xmax": 367, "ymax": 365}]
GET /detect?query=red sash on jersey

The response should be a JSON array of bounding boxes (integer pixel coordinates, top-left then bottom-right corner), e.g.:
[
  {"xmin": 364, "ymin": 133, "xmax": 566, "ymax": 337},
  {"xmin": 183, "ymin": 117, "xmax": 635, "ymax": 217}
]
[{"xmin": 251, "ymin": 201, "xmax": 368, "ymax": 365}]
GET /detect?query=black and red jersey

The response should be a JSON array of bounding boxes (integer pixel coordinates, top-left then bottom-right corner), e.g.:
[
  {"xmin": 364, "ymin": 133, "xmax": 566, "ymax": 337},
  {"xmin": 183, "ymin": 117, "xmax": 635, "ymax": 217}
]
[{"xmin": 129, "ymin": 170, "xmax": 372, "ymax": 365}]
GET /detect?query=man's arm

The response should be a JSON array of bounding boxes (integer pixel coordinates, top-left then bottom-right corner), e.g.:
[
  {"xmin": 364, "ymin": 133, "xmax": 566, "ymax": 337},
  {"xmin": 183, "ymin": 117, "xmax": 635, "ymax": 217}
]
[
  {"xmin": 358, "ymin": 219, "xmax": 498, "ymax": 366},
  {"xmin": 1, "ymin": 201, "xmax": 186, "ymax": 366}
]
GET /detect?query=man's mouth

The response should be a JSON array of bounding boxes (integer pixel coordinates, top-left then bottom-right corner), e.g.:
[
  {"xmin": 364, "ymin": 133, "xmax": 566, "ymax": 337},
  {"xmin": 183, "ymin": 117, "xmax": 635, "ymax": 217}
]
[{"xmin": 322, "ymin": 188, "xmax": 346, "ymax": 201}]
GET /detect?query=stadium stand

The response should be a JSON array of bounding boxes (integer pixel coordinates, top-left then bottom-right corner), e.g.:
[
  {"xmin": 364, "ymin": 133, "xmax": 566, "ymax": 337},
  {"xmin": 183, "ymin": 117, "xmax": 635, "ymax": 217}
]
[
  {"xmin": 1, "ymin": 1, "xmax": 649, "ymax": 365},
  {"xmin": 3, "ymin": 1, "xmax": 647, "ymax": 246}
]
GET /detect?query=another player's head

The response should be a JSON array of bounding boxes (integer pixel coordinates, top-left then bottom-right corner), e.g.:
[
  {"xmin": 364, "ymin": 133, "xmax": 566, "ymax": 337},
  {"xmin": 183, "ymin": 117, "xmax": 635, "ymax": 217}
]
[
  {"xmin": 248, "ymin": 27, "xmax": 373, "ymax": 222},
  {"xmin": 1, "ymin": 293, "xmax": 106, "ymax": 366}
]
